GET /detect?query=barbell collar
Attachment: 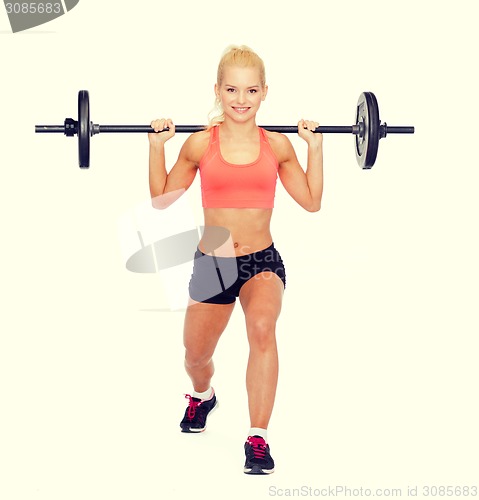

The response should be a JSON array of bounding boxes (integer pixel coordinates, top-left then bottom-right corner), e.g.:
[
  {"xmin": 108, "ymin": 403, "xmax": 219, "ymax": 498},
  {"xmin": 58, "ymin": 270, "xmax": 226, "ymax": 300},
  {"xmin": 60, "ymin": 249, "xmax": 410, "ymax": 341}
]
[{"xmin": 64, "ymin": 118, "xmax": 77, "ymax": 137}]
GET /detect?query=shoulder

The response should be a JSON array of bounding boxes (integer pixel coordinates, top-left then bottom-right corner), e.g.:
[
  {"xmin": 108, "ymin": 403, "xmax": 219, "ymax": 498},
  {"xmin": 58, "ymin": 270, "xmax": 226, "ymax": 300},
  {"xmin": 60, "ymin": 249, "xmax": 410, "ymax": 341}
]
[
  {"xmin": 263, "ymin": 129, "xmax": 296, "ymax": 164},
  {"xmin": 181, "ymin": 129, "xmax": 211, "ymax": 165}
]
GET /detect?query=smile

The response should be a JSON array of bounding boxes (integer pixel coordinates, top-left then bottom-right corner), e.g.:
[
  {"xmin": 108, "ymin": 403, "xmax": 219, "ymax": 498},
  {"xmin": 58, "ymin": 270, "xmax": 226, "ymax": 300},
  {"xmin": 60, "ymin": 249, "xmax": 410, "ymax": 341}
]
[{"xmin": 233, "ymin": 107, "xmax": 250, "ymax": 114}]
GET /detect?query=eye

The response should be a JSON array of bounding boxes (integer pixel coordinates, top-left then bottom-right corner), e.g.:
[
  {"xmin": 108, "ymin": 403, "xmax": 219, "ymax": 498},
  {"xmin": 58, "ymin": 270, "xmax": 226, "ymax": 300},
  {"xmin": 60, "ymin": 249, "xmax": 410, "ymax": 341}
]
[
  {"xmin": 248, "ymin": 89, "xmax": 258, "ymax": 94},
  {"xmin": 226, "ymin": 88, "xmax": 236, "ymax": 93}
]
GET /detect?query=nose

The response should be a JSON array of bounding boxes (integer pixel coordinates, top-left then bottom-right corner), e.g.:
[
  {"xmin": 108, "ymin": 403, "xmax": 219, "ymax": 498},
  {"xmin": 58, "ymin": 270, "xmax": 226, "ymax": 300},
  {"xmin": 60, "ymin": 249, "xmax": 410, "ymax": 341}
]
[{"xmin": 237, "ymin": 91, "xmax": 247, "ymax": 104}]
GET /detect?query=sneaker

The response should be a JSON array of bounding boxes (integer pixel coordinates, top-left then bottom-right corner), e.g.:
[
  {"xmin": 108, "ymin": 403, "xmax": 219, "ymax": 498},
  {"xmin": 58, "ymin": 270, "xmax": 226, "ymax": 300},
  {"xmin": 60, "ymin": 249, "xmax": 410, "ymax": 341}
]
[
  {"xmin": 179, "ymin": 391, "xmax": 218, "ymax": 433},
  {"xmin": 244, "ymin": 435, "xmax": 275, "ymax": 475}
]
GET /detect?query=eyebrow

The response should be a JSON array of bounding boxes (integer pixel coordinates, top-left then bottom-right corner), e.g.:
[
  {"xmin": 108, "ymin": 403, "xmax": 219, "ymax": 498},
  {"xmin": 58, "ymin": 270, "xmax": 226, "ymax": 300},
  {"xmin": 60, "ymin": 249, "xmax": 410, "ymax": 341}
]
[{"xmin": 224, "ymin": 84, "xmax": 261, "ymax": 89}]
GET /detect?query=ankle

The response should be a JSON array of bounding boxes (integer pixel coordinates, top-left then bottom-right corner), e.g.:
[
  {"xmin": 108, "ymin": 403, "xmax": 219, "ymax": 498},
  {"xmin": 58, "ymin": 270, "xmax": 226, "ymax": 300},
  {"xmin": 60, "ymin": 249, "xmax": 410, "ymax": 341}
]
[
  {"xmin": 192, "ymin": 387, "xmax": 214, "ymax": 400},
  {"xmin": 248, "ymin": 427, "xmax": 268, "ymax": 442}
]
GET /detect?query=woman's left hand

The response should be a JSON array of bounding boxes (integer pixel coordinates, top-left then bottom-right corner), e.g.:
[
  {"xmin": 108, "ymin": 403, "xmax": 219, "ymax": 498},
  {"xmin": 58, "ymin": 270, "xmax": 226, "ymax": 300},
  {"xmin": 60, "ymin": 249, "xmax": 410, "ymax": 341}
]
[{"xmin": 298, "ymin": 119, "xmax": 323, "ymax": 146}]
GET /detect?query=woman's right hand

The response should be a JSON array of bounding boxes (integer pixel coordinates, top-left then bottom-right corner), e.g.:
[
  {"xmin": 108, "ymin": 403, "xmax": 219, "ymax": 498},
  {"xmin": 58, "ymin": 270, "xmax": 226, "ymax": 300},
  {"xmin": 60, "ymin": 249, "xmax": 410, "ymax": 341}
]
[{"xmin": 148, "ymin": 118, "xmax": 175, "ymax": 145}]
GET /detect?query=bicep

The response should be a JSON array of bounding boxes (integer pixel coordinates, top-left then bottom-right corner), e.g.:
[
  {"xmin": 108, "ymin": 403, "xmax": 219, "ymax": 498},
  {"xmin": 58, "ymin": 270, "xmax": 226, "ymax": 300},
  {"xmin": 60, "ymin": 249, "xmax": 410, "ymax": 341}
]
[
  {"xmin": 276, "ymin": 137, "xmax": 313, "ymax": 209},
  {"xmin": 163, "ymin": 137, "xmax": 200, "ymax": 194}
]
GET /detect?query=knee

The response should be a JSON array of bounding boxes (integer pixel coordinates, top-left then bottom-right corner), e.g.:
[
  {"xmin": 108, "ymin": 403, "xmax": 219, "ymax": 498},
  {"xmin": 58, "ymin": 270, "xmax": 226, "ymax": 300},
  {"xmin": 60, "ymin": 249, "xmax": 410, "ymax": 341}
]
[
  {"xmin": 247, "ymin": 316, "xmax": 277, "ymax": 351},
  {"xmin": 184, "ymin": 348, "xmax": 212, "ymax": 371}
]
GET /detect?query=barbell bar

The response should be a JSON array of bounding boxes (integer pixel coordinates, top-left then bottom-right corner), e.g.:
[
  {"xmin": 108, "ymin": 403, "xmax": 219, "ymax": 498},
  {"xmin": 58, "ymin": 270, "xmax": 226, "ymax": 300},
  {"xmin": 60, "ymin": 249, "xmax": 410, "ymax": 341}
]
[{"xmin": 35, "ymin": 90, "xmax": 414, "ymax": 169}]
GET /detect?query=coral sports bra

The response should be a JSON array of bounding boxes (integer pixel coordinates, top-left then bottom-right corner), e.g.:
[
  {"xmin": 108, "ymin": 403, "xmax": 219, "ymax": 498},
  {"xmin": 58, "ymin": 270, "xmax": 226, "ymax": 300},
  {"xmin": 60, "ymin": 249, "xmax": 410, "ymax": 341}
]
[{"xmin": 199, "ymin": 126, "xmax": 279, "ymax": 209}]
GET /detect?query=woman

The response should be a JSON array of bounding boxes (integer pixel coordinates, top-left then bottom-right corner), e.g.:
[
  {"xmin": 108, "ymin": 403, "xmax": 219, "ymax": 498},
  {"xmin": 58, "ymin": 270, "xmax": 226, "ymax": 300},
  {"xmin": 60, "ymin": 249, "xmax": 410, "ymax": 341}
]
[{"xmin": 148, "ymin": 45, "xmax": 323, "ymax": 475}]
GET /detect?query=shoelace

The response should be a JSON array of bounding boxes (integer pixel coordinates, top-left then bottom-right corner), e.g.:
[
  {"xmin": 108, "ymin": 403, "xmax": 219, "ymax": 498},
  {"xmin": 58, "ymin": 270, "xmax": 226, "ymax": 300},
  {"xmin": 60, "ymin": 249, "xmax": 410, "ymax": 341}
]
[
  {"xmin": 184, "ymin": 394, "xmax": 202, "ymax": 419},
  {"xmin": 247, "ymin": 436, "xmax": 267, "ymax": 459}
]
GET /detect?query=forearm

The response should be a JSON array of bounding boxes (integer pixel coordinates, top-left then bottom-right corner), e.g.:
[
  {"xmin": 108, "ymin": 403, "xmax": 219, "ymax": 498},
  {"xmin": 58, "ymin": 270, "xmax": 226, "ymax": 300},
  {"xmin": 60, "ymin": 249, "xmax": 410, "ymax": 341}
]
[
  {"xmin": 149, "ymin": 143, "xmax": 167, "ymax": 198},
  {"xmin": 306, "ymin": 143, "xmax": 323, "ymax": 211}
]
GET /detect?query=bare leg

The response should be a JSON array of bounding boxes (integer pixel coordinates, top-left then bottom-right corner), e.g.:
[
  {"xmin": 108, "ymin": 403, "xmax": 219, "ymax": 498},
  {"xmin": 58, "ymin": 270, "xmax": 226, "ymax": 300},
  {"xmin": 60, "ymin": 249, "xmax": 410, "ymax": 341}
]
[
  {"xmin": 239, "ymin": 273, "xmax": 284, "ymax": 429},
  {"xmin": 183, "ymin": 300, "xmax": 235, "ymax": 392}
]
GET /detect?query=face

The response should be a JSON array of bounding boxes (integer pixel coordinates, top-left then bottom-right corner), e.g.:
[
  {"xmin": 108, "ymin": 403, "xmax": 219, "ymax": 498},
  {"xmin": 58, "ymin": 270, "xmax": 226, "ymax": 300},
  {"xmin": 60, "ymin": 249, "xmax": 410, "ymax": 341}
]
[{"xmin": 215, "ymin": 65, "xmax": 268, "ymax": 124}]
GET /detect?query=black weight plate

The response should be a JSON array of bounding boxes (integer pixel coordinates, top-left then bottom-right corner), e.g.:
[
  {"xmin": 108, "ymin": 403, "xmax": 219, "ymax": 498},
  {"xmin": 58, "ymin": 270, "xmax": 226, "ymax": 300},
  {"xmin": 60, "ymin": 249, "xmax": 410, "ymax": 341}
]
[
  {"xmin": 355, "ymin": 92, "xmax": 380, "ymax": 169},
  {"xmin": 78, "ymin": 90, "xmax": 90, "ymax": 168}
]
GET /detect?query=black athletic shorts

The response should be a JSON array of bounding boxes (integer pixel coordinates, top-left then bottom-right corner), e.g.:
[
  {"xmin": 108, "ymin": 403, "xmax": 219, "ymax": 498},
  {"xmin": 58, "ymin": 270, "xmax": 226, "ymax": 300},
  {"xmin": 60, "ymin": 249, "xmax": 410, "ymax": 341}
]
[{"xmin": 188, "ymin": 243, "xmax": 286, "ymax": 304}]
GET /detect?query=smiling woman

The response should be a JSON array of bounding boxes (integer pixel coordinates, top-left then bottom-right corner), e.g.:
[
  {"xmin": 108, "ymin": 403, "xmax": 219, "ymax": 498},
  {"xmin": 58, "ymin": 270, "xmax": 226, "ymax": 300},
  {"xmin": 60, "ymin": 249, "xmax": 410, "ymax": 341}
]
[
  {"xmin": 215, "ymin": 66, "xmax": 267, "ymax": 137},
  {"xmin": 147, "ymin": 44, "xmax": 323, "ymax": 475},
  {"xmin": 208, "ymin": 45, "xmax": 268, "ymax": 128}
]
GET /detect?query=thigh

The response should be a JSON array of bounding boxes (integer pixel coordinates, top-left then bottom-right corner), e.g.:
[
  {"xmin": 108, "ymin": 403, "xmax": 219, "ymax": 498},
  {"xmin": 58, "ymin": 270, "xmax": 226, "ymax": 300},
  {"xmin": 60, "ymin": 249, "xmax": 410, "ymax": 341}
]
[
  {"xmin": 183, "ymin": 300, "xmax": 236, "ymax": 356},
  {"xmin": 239, "ymin": 272, "xmax": 284, "ymax": 329}
]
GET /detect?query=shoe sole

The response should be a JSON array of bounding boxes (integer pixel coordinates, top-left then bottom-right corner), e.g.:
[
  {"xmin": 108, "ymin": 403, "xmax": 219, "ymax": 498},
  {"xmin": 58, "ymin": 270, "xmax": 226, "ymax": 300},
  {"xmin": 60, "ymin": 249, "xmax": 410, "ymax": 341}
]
[
  {"xmin": 180, "ymin": 399, "xmax": 219, "ymax": 433},
  {"xmin": 244, "ymin": 465, "xmax": 275, "ymax": 475}
]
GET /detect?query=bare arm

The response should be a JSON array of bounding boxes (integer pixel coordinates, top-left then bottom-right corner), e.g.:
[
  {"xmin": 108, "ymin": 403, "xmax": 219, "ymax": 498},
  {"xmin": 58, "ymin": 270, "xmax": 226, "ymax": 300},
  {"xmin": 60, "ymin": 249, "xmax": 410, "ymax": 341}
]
[
  {"xmin": 272, "ymin": 120, "xmax": 323, "ymax": 212},
  {"xmin": 148, "ymin": 119, "xmax": 207, "ymax": 206}
]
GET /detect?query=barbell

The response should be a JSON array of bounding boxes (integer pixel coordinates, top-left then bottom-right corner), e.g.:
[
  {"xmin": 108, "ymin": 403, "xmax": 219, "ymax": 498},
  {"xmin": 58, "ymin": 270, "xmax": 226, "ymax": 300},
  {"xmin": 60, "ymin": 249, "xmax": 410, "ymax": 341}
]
[{"xmin": 35, "ymin": 90, "xmax": 414, "ymax": 169}]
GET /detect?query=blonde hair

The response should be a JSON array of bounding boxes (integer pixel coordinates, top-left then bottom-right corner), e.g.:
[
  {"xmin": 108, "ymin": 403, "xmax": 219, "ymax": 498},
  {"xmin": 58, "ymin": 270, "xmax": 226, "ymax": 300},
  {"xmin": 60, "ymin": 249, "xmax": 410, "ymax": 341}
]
[{"xmin": 208, "ymin": 45, "xmax": 266, "ymax": 128}]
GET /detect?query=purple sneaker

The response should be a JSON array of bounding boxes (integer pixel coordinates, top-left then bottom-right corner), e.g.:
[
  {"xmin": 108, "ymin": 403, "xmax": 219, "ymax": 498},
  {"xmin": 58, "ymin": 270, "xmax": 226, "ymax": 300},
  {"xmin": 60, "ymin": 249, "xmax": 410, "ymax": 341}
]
[
  {"xmin": 180, "ymin": 391, "xmax": 218, "ymax": 433},
  {"xmin": 244, "ymin": 435, "xmax": 275, "ymax": 474}
]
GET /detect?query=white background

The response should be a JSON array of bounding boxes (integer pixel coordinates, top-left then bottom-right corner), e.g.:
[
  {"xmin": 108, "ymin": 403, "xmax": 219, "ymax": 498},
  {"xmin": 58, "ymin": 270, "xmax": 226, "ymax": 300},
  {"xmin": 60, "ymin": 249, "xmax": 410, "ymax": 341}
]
[{"xmin": 1, "ymin": 1, "xmax": 478, "ymax": 498}]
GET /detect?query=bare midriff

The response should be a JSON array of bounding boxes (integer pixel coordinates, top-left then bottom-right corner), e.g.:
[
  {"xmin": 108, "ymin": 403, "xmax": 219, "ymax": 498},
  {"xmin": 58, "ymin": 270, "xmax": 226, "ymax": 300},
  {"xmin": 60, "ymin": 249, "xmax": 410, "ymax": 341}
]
[{"xmin": 199, "ymin": 207, "xmax": 273, "ymax": 257}]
